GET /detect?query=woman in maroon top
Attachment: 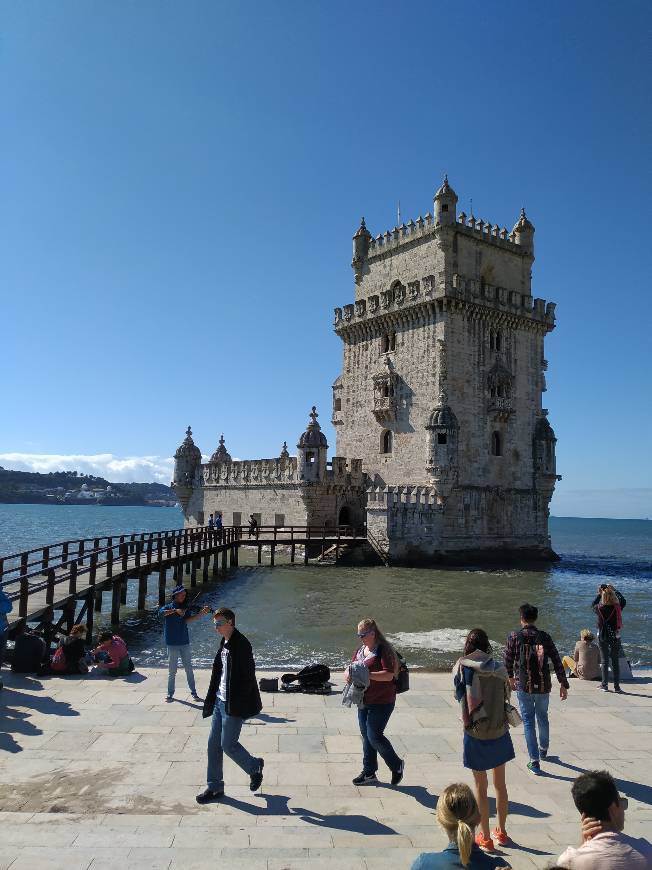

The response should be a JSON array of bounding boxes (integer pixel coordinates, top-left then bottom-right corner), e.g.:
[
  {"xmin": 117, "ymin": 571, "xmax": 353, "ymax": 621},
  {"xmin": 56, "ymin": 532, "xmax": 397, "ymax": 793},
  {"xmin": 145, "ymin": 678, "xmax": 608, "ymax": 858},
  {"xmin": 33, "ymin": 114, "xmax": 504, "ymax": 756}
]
[{"xmin": 348, "ymin": 617, "xmax": 404, "ymax": 786}]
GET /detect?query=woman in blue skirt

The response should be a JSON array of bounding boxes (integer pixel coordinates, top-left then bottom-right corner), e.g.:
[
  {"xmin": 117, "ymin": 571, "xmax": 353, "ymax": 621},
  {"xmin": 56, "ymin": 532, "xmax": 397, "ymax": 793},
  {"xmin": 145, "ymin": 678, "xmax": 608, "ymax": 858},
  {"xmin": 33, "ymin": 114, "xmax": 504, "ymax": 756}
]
[{"xmin": 453, "ymin": 629, "xmax": 515, "ymax": 854}]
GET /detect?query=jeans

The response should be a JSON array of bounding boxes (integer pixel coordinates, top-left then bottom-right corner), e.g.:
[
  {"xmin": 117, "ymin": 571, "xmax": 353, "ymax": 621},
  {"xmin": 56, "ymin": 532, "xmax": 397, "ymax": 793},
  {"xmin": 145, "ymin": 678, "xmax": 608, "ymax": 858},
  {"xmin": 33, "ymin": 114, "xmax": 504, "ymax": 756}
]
[
  {"xmin": 207, "ymin": 698, "xmax": 259, "ymax": 791},
  {"xmin": 0, "ymin": 630, "xmax": 7, "ymax": 674},
  {"xmin": 167, "ymin": 644, "xmax": 196, "ymax": 696},
  {"xmin": 517, "ymin": 690, "xmax": 550, "ymax": 762},
  {"xmin": 357, "ymin": 702, "xmax": 401, "ymax": 774},
  {"xmin": 599, "ymin": 638, "xmax": 620, "ymax": 689}
]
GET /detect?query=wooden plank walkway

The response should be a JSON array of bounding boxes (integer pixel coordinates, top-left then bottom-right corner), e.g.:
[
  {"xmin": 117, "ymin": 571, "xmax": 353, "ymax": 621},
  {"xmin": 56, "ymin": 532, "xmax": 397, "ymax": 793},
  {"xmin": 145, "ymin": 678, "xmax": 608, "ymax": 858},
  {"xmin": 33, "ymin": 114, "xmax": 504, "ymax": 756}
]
[{"xmin": 0, "ymin": 525, "xmax": 371, "ymax": 636}]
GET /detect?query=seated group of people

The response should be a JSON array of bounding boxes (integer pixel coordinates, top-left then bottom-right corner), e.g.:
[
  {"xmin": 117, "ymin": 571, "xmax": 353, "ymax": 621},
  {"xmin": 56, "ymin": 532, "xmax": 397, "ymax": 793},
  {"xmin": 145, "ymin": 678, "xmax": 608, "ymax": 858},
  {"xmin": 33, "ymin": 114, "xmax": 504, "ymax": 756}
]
[{"xmin": 11, "ymin": 624, "xmax": 132, "ymax": 677}]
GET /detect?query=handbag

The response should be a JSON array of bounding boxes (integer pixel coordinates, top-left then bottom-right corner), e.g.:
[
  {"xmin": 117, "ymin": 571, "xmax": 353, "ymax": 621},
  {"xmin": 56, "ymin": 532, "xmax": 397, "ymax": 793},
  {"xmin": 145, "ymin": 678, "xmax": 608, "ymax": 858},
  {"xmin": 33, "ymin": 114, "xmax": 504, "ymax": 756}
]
[
  {"xmin": 505, "ymin": 702, "xmax": 522, "ymax": 727},
  {"xmin": 259, "ymin": 677, "xmax": 278, "ymax": 692}
]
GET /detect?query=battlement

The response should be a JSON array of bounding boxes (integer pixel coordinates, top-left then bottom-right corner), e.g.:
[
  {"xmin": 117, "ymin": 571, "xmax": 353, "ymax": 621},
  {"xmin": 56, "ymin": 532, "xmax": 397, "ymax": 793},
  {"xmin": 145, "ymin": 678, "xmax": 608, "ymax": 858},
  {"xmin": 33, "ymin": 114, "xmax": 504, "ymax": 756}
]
[
  {"xmin": 334, "ymin": 272, "xmax": 556, "ymax": 334},
  {"xmin": 363, "ymin": 211, "xmax": 526, "ymax": 263},
  {"xmin": 201, "ymin": 457, "xmax": 299, "ymax": 486},
  {"xmin": 198, "ymin": 455, "xmax": 364, "ymax": 488}
]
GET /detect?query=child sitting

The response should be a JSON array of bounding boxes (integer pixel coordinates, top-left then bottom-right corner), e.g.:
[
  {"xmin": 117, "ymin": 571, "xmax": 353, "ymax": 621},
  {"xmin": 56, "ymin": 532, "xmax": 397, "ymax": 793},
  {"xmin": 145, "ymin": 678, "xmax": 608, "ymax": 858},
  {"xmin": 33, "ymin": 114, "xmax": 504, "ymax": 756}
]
[{"xmin": 91, "ymin": 630, "xmax": 133, "ymax": 676}]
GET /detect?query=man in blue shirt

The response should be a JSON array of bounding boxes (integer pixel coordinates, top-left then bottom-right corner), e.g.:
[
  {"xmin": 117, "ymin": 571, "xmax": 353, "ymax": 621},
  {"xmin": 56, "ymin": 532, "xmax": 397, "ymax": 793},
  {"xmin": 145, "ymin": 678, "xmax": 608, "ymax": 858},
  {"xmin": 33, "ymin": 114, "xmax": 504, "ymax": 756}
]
[
  {"xmin": 0, "ymin": 587, "xmax": 13, "ymax": 690},
  {"xmin": 159, "ymin": 585, "xmax": 210, "ymax": 702}
]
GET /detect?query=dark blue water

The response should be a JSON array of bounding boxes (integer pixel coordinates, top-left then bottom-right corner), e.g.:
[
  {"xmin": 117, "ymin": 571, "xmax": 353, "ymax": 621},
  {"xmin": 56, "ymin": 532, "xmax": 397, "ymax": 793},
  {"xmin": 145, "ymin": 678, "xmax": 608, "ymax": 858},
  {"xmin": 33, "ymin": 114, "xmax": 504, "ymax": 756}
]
[{"xmin": 0, "ymin": 506, "xmax": 650, "ymax": 670}]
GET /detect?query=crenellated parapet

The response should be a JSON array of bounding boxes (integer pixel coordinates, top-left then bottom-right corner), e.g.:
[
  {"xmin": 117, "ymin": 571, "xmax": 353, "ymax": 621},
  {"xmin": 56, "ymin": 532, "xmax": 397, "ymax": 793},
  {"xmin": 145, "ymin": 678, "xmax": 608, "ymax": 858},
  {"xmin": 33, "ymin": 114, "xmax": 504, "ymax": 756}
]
[
  {"xmin": 366, "ymin": 485, "xmax": 441, "ymax": 509},
  {"xmin": 334, "ymin": 271, "xmax": 556, "ymax": 337},
  {"xmin": 201, "ymin": 457, "xmax": 299, "ymax": 486},
  {"xmin": 327, "ymin": 457, "xmax": 364, "ymax": 484}
]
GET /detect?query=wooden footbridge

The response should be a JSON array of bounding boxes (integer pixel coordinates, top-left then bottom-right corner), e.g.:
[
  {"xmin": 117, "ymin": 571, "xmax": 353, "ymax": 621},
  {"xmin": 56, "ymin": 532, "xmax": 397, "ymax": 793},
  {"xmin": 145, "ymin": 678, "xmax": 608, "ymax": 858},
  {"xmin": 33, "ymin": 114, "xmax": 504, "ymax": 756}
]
[{"xmin": 0, "ymin": 525, "xmax": 378, "ymax": 639}]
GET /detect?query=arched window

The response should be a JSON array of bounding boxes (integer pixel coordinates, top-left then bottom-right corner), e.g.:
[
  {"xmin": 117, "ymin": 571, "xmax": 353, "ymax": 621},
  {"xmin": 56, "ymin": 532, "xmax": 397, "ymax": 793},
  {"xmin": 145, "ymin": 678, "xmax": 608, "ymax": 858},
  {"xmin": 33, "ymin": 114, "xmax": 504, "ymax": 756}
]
[
  {"xmin": 381, "ymin": 430, "xmax": 393, "ymax": 454},
  {"xmin": 491, "ymin": 431, "xmax": 502, "ymax": 457},
  {"xmin": 382, "ymin": 332, "xmax": 396, "ymax": 353}
]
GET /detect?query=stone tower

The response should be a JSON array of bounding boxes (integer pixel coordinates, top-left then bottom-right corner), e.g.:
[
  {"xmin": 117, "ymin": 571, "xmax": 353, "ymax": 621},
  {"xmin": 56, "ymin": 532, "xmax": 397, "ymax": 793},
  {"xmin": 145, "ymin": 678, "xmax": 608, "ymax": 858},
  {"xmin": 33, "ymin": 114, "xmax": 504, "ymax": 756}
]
[{"xmin": 333, "ymin": 176, "xmax": 560, "ymax": 562}]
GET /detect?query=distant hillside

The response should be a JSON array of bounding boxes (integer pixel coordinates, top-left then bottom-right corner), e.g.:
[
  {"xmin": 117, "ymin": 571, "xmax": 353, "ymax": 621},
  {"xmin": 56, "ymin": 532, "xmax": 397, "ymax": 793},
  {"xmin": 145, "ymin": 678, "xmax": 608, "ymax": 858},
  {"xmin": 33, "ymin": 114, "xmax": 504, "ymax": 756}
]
[{"xmin": 0, "ymin": 467, "xmax": 175, "ymax": 506}]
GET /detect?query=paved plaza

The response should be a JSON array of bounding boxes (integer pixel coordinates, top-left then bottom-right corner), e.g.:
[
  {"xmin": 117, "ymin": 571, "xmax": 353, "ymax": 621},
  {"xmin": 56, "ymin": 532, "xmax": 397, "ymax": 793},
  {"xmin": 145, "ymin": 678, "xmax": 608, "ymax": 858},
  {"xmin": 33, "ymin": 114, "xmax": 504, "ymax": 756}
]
[{"xmin": 1, "ymin": 668, "xmax": 650, "ymax": 870}]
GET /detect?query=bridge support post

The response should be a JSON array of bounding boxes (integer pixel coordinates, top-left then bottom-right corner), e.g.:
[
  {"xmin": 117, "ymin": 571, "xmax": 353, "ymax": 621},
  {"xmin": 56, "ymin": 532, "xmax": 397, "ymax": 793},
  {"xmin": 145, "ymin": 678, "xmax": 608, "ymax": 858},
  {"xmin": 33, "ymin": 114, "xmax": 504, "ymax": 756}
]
[
  {"xmin": 86, "ymin": 589, "xmax": 94, "ymax": 640},
  {"xmin": 158, "ymin": 565, "xmax": 166, "ymax": 604},
  {"xmin": 202, "ymin": 554, "xmax": 209, "ymax": 583},
  {"xmin": 270, "ymin": 544, "xmax": 275, "ymax": 567},
  {"xmin": 291, "ymin": 543, "xmax": 295, "ymax": 564},
  {"xmin": 221, "ymin": 548, "xmax": 227, "ymax": 571},
  {"xmin": 212, "ymin": 551, "xmax": 219, "ymax": 578},
  {"xmin": 120, "ymin": 578, "xmax": 128, "ymax": 605},
  {"xmin": 190, "ymin": 559, "xmax": 197, "ymax": 587},
  {"xmin": 257, "ymin": 545, "xmax": 262, "ymax": 564},
  {"xmin": 95, "ymin": 589, "xmax": 103, "ymax": 612},
  {"xmin": 111, "ymin": 579, "xmax": 121, "ymax": 624},
  {"xmin": 137, "ymin": 573, "xmax": 147, "ymax": 610},
  {"xmin": 304, "ymin": 544, "xmax": 309, "ymax": 565}
]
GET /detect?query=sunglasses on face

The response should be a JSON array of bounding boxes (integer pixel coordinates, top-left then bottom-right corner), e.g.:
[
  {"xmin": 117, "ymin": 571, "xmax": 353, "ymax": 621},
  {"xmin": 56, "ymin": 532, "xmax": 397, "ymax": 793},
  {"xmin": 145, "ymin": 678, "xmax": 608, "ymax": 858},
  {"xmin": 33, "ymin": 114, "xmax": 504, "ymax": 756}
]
[
  {"xmin": 357, "ymin": 629, "xmax": 372, "ymax": 638},
  {"xmin": 213, "ymin": 619, "xmax": 227, "ymax": 627}
]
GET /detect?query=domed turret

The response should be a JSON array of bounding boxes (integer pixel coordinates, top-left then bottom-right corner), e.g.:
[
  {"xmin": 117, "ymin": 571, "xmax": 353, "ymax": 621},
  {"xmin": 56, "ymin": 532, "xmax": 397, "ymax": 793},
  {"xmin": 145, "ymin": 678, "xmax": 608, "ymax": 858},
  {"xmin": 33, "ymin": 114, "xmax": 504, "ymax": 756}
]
[
  {"xmin": 352, "ymin": 217, "xmax": 372, "ymax": 283},
  {"xmin": 425, "ymin": 404, "xmax": 459, "ymax": 500},
  {"xmin": 512, "ymin": 208, "xmax": 535, "ymax": 254},
  {"xmin": 434, "ymin": 175, "xmax": 458, "ymax": 226},
  {"xmin": 210, "ymin": 434, "xmax": 232, "ymax": 464},
  {"xmin": 297, "ymin": 406, "xmax": 328, "ymax": 482},
  {"xmin": 173, "ymin": 426, "xmax": 201, "ymax": 486}
]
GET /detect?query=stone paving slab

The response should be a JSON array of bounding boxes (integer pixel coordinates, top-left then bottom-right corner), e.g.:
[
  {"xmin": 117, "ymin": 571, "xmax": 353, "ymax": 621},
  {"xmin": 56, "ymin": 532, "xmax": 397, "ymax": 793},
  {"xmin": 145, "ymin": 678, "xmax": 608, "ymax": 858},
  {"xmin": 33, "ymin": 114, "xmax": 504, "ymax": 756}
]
[{"xmin": 1, "ymin": 668, "xmax": 651, "ymax": 869}]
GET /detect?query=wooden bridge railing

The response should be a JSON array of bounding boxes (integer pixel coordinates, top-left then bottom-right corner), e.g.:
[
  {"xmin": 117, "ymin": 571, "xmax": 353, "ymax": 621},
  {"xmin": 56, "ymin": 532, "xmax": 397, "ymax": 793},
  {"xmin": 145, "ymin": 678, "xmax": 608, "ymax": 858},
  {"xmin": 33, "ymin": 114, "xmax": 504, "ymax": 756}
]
[{"xmin": 0, "ymin": 524, "xmax": 366, "ymax": 619}]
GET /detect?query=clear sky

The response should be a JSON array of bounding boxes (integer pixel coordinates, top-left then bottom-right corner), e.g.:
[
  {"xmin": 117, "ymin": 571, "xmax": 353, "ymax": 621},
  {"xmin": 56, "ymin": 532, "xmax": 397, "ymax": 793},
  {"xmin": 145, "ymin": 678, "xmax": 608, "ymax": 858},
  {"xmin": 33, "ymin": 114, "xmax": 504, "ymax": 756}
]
[{"xmin": 1, "ymin": 1, "xmax": 650, "ymax": 518}]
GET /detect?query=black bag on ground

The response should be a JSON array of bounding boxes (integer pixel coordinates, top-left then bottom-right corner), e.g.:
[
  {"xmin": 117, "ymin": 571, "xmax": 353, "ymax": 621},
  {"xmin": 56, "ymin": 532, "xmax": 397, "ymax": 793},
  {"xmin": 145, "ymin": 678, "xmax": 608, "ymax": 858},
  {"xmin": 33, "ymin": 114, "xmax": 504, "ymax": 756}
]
[
  {"xmin": 394, "ymin": 649, "xmax": 410, "ymax": 694},
  {"xmin": 259, "ymin": 677, "xmax": 278, "ymax": 692},
  {"xmin": 281, "ymin": 663, "xmax": 331, "ymax": 692},
  {"xmin": 12, "ymin": 632, "xmax": 47, "ymax": 673}
]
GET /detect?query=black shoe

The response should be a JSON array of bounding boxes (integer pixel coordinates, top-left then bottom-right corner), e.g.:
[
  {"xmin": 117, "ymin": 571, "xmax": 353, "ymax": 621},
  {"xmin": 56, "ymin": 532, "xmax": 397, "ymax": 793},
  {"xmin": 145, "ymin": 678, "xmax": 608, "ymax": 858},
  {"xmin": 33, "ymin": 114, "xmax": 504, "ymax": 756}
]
[
  {"xmin": 391, "ymin": 760, "xmax": 405, "ymax": 786},
  {"xmin": 191, "ymin": 692, "xmax": 202, "ymax": 701},
  {"xmin": 539, "ymin": 749, "xmax": 548, "ymax": 759},
  {"xmin": 250, "ymin": 758, "xmax": 264, "ymax": 791},
  {"xmin": 614, "ymin": 686, "xmax": 624, "ymax": 694},
  {"xmin": 196, "ymin": 788, "xmax": 224, "ymax": 804},
  {"xmin": 352, "ymin": 771, "xmax": 378, "ymax": 785}
]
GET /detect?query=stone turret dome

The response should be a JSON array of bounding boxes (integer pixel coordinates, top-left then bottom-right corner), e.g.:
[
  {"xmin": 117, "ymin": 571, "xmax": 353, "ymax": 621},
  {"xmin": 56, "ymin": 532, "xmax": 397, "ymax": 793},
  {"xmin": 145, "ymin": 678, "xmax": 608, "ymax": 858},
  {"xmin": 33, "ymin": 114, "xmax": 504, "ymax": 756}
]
[
  {"xmin": 434, "ymin": 175, "xmax": 458, "ymax": 202},
  {"xmin": 297, "ymin": 406, "xmax": 328, "ymax": 449},
  {"xmin": 210, "ymin": 434, "xmax": 232, "ymax": 463},
  {"xmin": 513, "ymin": 207, "xmax": 534, "ymax": 233},
  {"xmin": 353, "ymin": 216, "xmax": 371, "ymax": 239},
  {"xmin": 174, "ymin": 426, "xmax": 202, "ymax": 462},
  {"xmin": 426, "ymin": 406, "xmax": 459, "ymax": 429}
]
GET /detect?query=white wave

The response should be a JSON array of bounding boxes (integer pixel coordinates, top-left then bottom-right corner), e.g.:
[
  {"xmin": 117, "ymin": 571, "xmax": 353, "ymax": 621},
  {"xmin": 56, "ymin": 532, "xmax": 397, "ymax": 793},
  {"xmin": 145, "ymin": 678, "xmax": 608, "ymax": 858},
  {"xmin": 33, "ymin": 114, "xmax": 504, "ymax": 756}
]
[
  {"xmin": 389, "ymin": 628, "xmax": 504, "ymax": 653},
  {"xmin": 388, "ymin": 628, "xmax": 470, "ymax": 652}
]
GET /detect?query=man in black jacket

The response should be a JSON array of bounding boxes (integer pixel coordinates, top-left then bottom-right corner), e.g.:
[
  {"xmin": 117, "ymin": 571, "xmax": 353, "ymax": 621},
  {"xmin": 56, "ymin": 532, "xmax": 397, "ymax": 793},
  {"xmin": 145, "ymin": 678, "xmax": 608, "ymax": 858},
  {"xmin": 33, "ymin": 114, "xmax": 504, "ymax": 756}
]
[{"xmin": 196, "ymin": 607, "xmax": 263, "ymax": 804}]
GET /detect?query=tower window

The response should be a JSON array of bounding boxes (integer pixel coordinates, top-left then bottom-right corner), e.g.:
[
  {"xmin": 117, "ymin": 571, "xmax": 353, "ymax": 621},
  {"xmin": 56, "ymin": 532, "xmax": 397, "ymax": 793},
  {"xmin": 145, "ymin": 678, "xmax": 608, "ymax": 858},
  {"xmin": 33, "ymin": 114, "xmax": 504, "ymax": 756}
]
[
  {"xmin": 334, "ymin": 398, "xmax": 342, "ymax": 411},
  {"xmin": 489, "ymin": 329, "xmax": 502, "ymax": 351},
  {"xmin": 437, "ymin": 432, "xmax": 447, "ymax": 445},
  {"xmin": 381, "ymin": 430, "xmax": 393, "ymax": 454},
  {"xmin": 382, "ymin": 332, "xmax": 396, "ymax": 353},
  {"xmin": 442, "ymin": 203, "xmax": 448, "ymax": 212},
  {"xmin": 306, "ymin": 451, "xmax": 315, "ymax": 464},
  {"xmin": 491, "ymin": 431, "xmax": 502, "ymax": 457}
]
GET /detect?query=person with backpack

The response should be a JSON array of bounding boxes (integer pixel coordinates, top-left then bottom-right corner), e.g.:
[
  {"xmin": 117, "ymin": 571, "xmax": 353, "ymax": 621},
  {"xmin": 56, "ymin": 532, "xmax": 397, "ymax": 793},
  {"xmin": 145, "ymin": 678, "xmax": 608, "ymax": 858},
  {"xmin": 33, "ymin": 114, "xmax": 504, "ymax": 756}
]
[
  {"xmin": 454, "ymin": 629, "xmax": 515, "ymax": 853},
  {"xmin": 504, "ymin": 603, "xmax": 569, "ymax": 775},
  {"xmin": 50, "ymin": 624, "xmax": 89, "ymax": 675},
  {"xmin": 345, "ymin": 617, "xmax": 404, "ymax": 787},
  {"xmin": 592, "ymin": 584, "xmax": 626, "ymax": 693}
]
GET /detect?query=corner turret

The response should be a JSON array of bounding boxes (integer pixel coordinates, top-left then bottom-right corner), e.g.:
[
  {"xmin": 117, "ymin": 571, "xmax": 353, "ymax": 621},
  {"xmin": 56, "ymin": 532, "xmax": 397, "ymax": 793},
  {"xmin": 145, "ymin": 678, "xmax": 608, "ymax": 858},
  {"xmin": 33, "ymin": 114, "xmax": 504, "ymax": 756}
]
[
  {"xmin": 351, "ymin": 217, "xmax": 371, "ymax": 283},
  {"xmin": 434, "ymin": 175, "xmax": 458, "ymax": 226},
  {"xmin": 512, "ymin": 208, "xmax": 535, "ymax": 255},
  {"xmin": 173, "ymin": 426, "xmax": 201, "ymax": 513},
  {"xmin": 297, "ymin": 406, "xmax": 328, "ymax": 482}
]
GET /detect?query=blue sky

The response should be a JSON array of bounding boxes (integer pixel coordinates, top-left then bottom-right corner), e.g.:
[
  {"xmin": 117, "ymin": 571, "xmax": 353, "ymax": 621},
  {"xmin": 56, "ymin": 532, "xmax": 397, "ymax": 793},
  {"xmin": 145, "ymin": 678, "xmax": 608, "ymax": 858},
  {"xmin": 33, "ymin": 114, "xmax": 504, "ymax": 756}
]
[{"xmin": 1, "ymin": 1, "xmax": 650, "ymax": 518}]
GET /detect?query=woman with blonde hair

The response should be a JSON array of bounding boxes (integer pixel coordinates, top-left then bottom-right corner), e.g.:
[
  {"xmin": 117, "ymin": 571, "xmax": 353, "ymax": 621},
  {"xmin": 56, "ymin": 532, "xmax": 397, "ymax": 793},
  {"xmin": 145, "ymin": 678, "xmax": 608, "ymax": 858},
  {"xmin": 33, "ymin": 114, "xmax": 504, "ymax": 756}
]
[
  {"xmin": 592, "ymin": 583, "xmax": 626, "ymax": 693},
  {"xmin": 346, "ymin": 617, "xmax": 404, "ymax": 787},
  {"xmin": 562, "ymin": 629, "xmax": 601, "ymax": 681},
  {"xmin": 411, "ymin": 783, "xmax": 511, "ymax": 868}
]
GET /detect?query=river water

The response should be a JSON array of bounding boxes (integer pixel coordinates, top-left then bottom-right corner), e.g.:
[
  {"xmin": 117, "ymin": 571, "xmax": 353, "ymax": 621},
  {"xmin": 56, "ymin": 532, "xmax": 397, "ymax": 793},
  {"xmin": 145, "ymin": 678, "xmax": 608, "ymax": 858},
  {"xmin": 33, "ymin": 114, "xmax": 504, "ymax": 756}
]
[{"xmin": 1, "ymin": 505, "xmax": 650, "ymax": 670}]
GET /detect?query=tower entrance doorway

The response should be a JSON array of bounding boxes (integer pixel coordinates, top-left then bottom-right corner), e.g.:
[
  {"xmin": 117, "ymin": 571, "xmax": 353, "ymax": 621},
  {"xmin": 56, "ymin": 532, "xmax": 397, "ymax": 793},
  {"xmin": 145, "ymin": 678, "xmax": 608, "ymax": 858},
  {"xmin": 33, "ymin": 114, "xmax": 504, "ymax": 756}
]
[{"xmin": 338, "ymin": 506, "xmax": 351, "ymax": 527}]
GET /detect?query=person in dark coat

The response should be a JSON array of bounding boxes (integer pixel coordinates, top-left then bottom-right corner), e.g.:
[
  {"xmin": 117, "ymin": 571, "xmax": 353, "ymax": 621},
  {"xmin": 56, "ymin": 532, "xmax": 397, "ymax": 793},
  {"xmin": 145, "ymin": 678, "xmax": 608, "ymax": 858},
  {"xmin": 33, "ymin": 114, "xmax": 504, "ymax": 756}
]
[{"xmin": 196, "ymin": 607, "xmax": 263, "ymax": 803}]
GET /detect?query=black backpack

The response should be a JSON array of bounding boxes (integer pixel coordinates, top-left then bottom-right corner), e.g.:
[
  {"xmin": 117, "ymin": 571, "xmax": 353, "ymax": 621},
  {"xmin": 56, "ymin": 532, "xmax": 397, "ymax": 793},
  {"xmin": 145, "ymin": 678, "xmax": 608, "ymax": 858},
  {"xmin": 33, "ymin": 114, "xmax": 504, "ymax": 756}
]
[
  {"xmin": 395, "ymin": 649, "xmax": 409, "ymax": 694},
  {"xmin": 517, "ymin": 629, "xmax": 548, "ymax": 693}
]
